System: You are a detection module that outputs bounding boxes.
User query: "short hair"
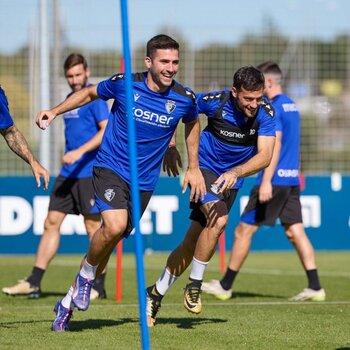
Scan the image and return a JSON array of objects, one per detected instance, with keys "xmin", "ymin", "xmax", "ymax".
[
  {"xmin": 257, "ymin": 61, "xmax": 283, "ymax": 85},
  {"xmin": 233, "ymin": 66, "xmax": 265, "ymax": 92},
  {"xmin": 146, "ymin": 34, "xmax": 179, "ymax": 58},
  {"xmin": 63, "ymin": 53, "xmax": 88, "ymax": 73}
]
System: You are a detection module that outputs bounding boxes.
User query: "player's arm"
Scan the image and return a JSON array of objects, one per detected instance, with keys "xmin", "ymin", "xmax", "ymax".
[
  {"xmin": 214, "ymin": 135, "xmax": 275, "ymax": 192},
  {"xmin": 36, "ymin": 84, "xmax": 99, "ymax": 130},
  {"xmin": 62, "ymin": 119, "xmax": 108, "ymax": 165},
  {"xmin": 1, "ymin": 124, "xmax": 49, "ymax": 189},
  {"xmin": 182, "ymin": 118, "xmax": 206, "ymax": 202},
  {"xmin": 162, "ymin": 130, "xmax": 183, "ymax": 177},
  {"xmin": 259, "ymin": 131, "xmax": 282, "ymax": 202}
]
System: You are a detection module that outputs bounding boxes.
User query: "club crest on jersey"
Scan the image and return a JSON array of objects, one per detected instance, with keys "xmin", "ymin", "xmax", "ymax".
[
  {"xmin": 165, "ymin": 100, "xmax": 176, "ymax": 114},
  {"xmin": 104, "ymin": 189, "xmax": 115, "ymax": 202}
]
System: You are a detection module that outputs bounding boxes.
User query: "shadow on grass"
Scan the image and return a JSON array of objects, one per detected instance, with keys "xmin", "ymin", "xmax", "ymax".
[
  {"xmin": 231, "ymin": 291, "xmax": 286, "ymax": 299},
  {"xmin": 69, "ymin": 318, "xmax": 139, "ymax": 332},
  {"xmin": 156, "ymin": 317, "xmax": 227, "ymax": 329}
]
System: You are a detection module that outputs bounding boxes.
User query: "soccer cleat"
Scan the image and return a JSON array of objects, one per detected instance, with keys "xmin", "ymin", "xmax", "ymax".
[
  {"xmin": 71, "ymin": 273, "xmax": 94, "ymax": 311},
  {"xmin": 146, "ymin": 285, "xmax": 162, "ymax": 327},
  {"xmin": 2, "ymin": 279, "xmax": 41, "ymax": 298},
  {"xmin": 202, "ymin": 279, "xmax": 232, "ymax": 301},
  {"xmin": 183, "ymin": 280, "xmax": 202, "ymax": 314},
  {"xmin": 51, "ymin": 299, "xmax": 73, "ymax": 332},
  {"xmin": 90, "ymin": 287, "xmax": 107, "ymax": 300},
  {"xmin": 289, "ymin": 288, "xmax": 326, "ymax": 302}
]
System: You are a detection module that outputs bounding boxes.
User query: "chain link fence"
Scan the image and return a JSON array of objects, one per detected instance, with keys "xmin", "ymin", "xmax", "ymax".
[{"xmin": 1, "ymin": 1, "xmax": 349, "ymax": 175}]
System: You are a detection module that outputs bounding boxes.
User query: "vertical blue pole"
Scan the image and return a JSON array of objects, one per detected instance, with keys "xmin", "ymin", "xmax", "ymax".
[{"xmin": 119, "ymin": 1, "xmax": 150, "ymax": 349}]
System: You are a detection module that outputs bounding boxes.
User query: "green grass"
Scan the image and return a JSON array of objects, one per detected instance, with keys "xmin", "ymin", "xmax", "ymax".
[{"xmin": 0, "ymin": 252, "xmax": 349, "ymax": 349}]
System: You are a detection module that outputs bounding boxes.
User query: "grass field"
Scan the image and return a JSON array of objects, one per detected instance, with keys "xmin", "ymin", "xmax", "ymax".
[{"xmin": 0, "ymin": 252, "xmax": 349, "ymax": 350}]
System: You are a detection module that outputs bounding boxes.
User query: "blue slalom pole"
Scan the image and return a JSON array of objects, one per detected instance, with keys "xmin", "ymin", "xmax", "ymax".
[{"xmin": 119, "ymin": 1, "xmax": 150, "ymax": 349}]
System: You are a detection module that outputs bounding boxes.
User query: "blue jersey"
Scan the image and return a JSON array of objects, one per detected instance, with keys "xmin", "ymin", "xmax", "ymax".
[
  {"xmin": 0, "ymin": 87, "xmax": 14, "ymax": 130},
  {"xmin": 256, "ymin": 93, "xmax": 300, "ymax": 186},
  {"xmin": 60, "ymin": 89, "xmax": 109, "ymax": 179},
  {"xmin": 95, "ymin": 72, "xmax": 197, "ymax": 191},
  {"xmin": 197, "ymin": 90, "xmax": 276, "ymax": 189}
]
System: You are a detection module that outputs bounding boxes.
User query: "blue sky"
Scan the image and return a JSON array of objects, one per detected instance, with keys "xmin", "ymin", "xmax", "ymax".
[{"xmin": 1, "ymin": 0, "xmax": 349, "ymax": 54}]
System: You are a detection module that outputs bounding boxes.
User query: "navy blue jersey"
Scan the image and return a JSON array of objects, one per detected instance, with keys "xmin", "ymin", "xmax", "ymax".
[
  {"xmin": 256, "ymin": 93, "xmax": 300, "ymax": 186},
  {"xmin": 95, "ymin": 72, "xmax": 197, "ymax": 190},
  {"xmin": 60, "ymin": 90, "xmax": 109, "ymax": 179},
  {"xmin": 0, "ymin": 87, "xmax": 14, "ymax": 129},
  {"xmin": 197, "ymin": 90, "xmax": 276, "ymax": 189}
]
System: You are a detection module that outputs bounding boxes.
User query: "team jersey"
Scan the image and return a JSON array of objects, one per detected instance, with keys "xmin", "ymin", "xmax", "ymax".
[
  {"xmin": 60, "ymin": 86, "xmax": 109, "ymax": 179},
  {"xmin": 197, "ymin": 90, "xmax": 276, "ymax": 189},
  {"xmin": 0, "ymin": 86, "xmax": 14, "ymax": 130},
  {"xmin": 256, "ymin": 93, "xmax": 300, "ymax": 186},
  {"xmin": 95, "ymin": 72, "xmax": 197, "ymax": 191}
]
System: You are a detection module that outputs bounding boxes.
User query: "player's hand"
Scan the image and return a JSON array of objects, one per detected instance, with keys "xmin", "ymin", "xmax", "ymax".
[
  {"xmin": 36, "ymin": 110, "xmax": 57, "ymax": 130},
  {"xmin": 62, "ymin": 149, "xmax": 85, "ymax": 165},
  {"xmin": 182, "ymin": 167, "xmax": 206, "ymax": 203},
  {"xmin": 213, "ymin": 169, "xmax": 239, "ymax": 193},
  {"xmin": 30, "ymin": 160, "xmax": 49, "ymax": 190},
  {"xmin": 258, "ymin": 181, "xmax": 273, "ymax": 203},
  {"xmin": 162, "ymin": 146, "xmax": 183, "ymax": 177}
]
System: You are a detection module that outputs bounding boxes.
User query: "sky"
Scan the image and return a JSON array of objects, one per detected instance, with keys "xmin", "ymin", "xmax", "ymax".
[{"xmin": 1, "ymin": 0, "xmax": 350, "ymax": 54}]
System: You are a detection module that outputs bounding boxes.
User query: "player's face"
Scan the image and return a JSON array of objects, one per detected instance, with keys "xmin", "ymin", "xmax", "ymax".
[
  {"xmin": 231, "ymin": 86, "xmax": 264, "ymax": 118},
  {"xmin": 145, "ymin": 49, "xmax": 179, "ymax": 93},
  {"xmin": 65, "ymin": 64, "xmax": 90, "ymax": 92}
]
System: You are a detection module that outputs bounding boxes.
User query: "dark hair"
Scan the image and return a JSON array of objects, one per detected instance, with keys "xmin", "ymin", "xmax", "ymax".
[
  {"xmin": 146, "ymin": 34, "xmax": 179, "ymax": 58},
  {"xmin": 257, "ymin": 61, "xmax": 283, "ymax": 85},
  {"xmin": 63, "ymin": 53, "xmax": 88, "ymax": 73},
  {"xmin": 233, "ymin": 66, "xmax": 265, "ymax": 92}
]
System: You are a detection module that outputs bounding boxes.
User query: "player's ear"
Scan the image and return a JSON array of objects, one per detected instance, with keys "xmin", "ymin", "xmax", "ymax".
[
  {"xmin": 231, "ymin": 87, "xmax": 238, "ymax": 98},
  {"xmin": 145, "ymin": 56, "xmax": 152, "ymax": 69}
]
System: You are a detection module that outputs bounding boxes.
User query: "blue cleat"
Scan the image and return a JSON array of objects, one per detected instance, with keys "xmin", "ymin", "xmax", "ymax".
[
  {"xmin": 51, "ymin": 300, "xmax": 73, "ymax": 332},
  {"xmin": 72, "ymin": 273, "xmax": 94, "ymax": 311}
]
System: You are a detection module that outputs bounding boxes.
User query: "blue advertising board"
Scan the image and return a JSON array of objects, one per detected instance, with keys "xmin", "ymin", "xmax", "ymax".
[{"xmin": 0, "ymin": 175, "xmax": 349, "ymax": 254}]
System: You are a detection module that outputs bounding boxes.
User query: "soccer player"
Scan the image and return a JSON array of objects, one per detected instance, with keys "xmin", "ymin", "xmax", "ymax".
[
  {"xmin": 202, "ymin": 62, "xmax": 325, "ymax": 302},
  {"xmin": 0, "ymin": 86, "xmax": 49, "ymax": 188},
  {"xmin": 2, "ymin": 54, "xmax": 109, "ymax": 300},
  {"xmin": 146, "ymin": 65, "xmax": 276, "ymax": 327},
  {"xmin": 36, "ymin": 34, "xmax": 206, "ymax": 332}
]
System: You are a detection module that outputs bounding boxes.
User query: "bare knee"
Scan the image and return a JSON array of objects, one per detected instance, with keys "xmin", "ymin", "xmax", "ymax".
[
  {"xmin": 101, "ymin": 221, "xmax": 127, "ymax": 242},
  {"xmin": 43, "ymin": 212, "xmax": 64, "ymax": 234},
  {"xmin": 234, "ymin": 222, "xmax": 256, "ymax": 241}
]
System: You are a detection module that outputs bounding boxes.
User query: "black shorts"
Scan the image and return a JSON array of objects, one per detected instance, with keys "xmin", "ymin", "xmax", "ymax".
[
  {"xmin": 48, "ymin": 176, "xmax": 98, "ymax": 215},
  {"xmin": 190, "ymin": 168, "xmax": 238, "ymax": 227},
  {"xmin": 93, "ymin": 166, "xmax": 152, "ymax": 236},
  {"xmin": 241, "ymin": 185, "xmax": 303, "ymax": 226}
]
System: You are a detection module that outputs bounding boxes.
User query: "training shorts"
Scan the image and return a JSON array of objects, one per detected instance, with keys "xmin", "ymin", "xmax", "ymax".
[
  {"xmin": 190, "ymin": 168, "xmax": 238, "ymax": 227},
  {"xmin": 48, "ymin": 176, "xmax": 99, "ymax": 215},
  {"xmin": 93, "ymin": 166, "xmax": 152, "ymax": 236},
  {"xmin": 241, "ymin": 185, "xmax": 303, "ymax": 226}
]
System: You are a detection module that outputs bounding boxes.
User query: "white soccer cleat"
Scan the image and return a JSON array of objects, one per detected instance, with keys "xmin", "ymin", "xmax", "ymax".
[
  {"xmin": 201, "ymin": 279, "xmax": 232, "ymax": 301},
  {"xmin": 289, "ymin": 288, "xmax": 326, "ymax": 302}
]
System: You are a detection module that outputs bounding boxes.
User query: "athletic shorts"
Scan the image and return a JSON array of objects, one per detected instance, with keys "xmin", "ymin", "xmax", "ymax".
[
  {"xmin": 93, "ymin": 166, "xmax": 152, "ymax": 236},
  {"xmin": 190, "ymin": 168, "xmax": 238, "ymax": 227},
  {"xmin": 241, "ymin": 185, "xmax": 303, "ymax": 226},
  {"xmin": 48, "ymin": 176, "xmax": 99, "ymax": 215}
]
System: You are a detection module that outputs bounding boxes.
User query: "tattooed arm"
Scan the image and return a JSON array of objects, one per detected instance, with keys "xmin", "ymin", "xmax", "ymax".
[{"xmin": 1, "ymin": 124, "xmax": 49, "ymax": 189}]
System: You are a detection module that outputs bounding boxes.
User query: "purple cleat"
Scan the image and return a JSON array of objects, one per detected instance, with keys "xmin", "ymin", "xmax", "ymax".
[
  {"xmin": 51, "ymin": 299, "xmax": 73, "ymax": 332},
  {"xmin": 72, "ymin": 273, "xmax": 94, "ymax": 311}
]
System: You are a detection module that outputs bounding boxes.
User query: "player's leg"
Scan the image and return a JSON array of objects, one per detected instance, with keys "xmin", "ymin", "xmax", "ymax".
[
  {"xmin": 146, "ymin": 220, "xmax": 202, "ymax": 327},
  {"xmin": 203, "ymin": 221, "xmax": 258, "ymax": 300}
]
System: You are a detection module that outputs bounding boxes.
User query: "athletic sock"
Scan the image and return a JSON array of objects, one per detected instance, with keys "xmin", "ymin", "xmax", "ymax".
[
  {"xmin": 306, "ymin": 269, "xmax": 321, "ymax": 290},
  {"xmin": 155, "ymin": 268, "xmax": 178, "ymax": 296},
  {"xmin": 189, "ymin": 257, "xmax": 208, "ymax": 281},
  {"xmin": 61, "ymin": 286, "xmax": 74, "ymax": 309},
  {"xmin": 220, "ymin": 268, "xmax": 238, "ymax": 291},
  {"xmin": 80, "ymin": 258, "xmax": 97, "ymax": 280},
  {"xmin": 93, "ymin": 273, "xmax": 106, "ymax": 293},
  {"xmin": 26, "ymin": 266, "xmax": 45, "ymax": 287}
]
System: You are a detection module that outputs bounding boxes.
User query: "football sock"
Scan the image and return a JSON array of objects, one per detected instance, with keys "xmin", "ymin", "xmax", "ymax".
[
  {"xmin": 80, "ymin": 258, "xmax": 97, "ymax": 280},
  {"xmin": 27, "ymin": 266, "xmax": 45, "ymax": 287},
  {"xmin": 155, "ymin": 268, "xmax": 178, "ymax": 296},
  {"xmin": 61, "ymin": 286, "xmax": 74, "ymax": 309},
  {"xmin": 189, "ymin": 257, "xmax": 208, "ymax": 281},
  {"xmin": 93, "ymin": 273, "xmax": 106, "ymax": 293},
  {"xmin": 306, "ymin": 269, "xmax": 321, "ymax": 290},
  {"xmin": 220, "ymin": 268, "xmax": 238, "ymax": 291}
]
